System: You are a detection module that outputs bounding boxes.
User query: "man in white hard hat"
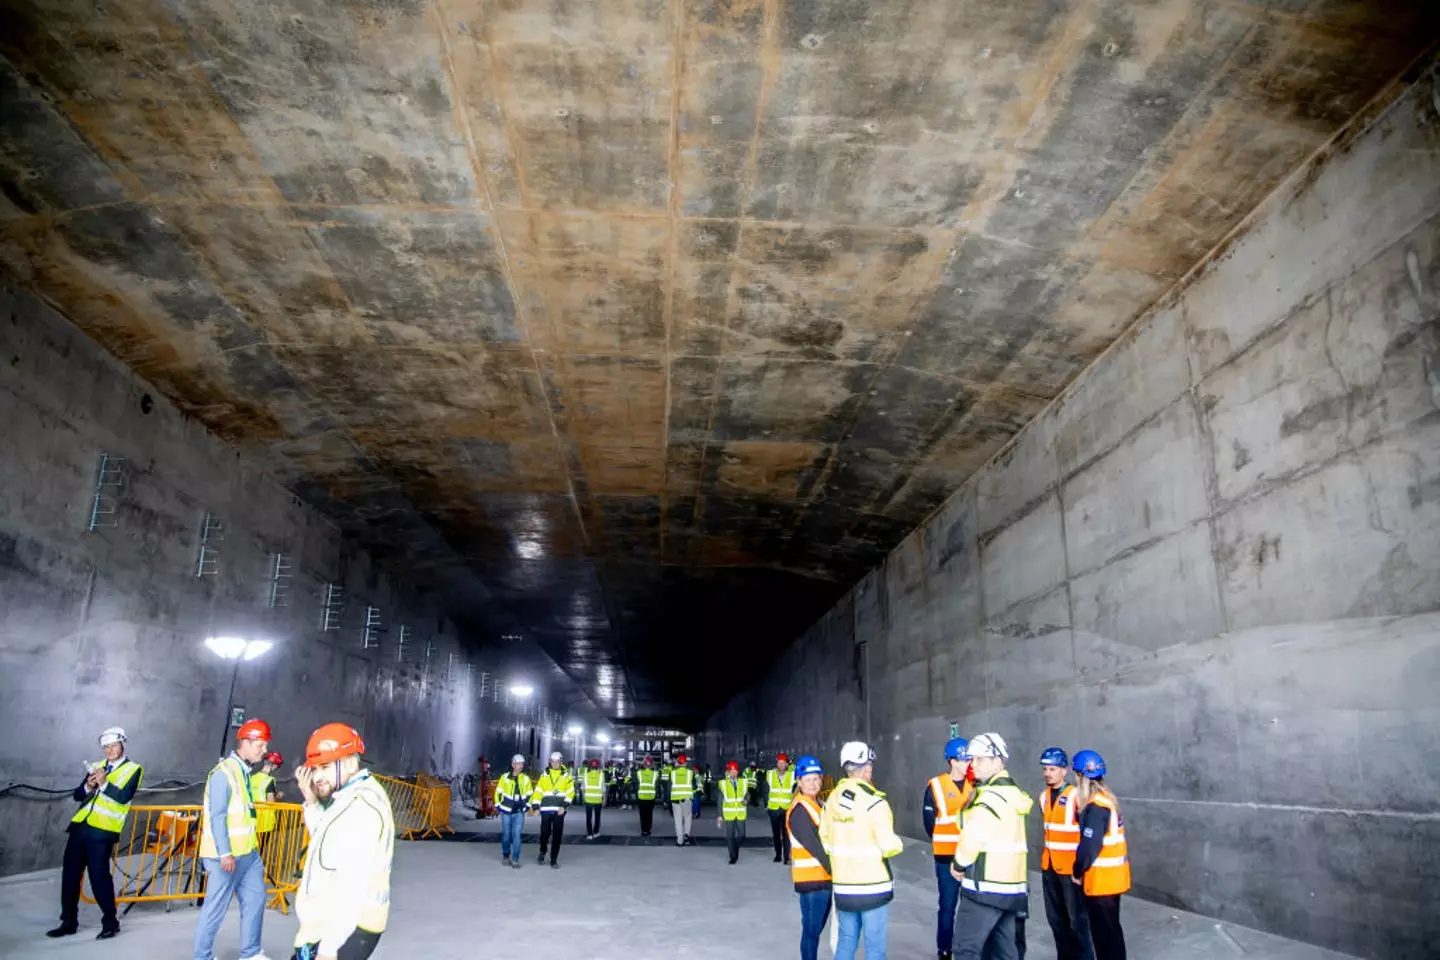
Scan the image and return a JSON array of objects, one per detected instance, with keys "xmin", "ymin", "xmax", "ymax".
[
  {"xmin": 529, "ymin": 751, "xmax": 574, "ymax": 868},
  {"xmin": 495, "ymin": 754, "xmax": 533, "ymax": 868},
  {"xmin": 48, "ymin": 727, "xmax": 143, "ymax": 941},
  {"xmin": 950, "ymin": 733, "xmax": 1034, "ymax": 960},
  {"xmin": 821, "ymin": 741, "xmax": 904, "ymax": 960}
]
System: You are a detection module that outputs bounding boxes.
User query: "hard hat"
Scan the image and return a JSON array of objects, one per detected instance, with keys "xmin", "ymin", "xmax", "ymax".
[
  {"xmin": 839, "ymin": 741, "xmax": 875, "ymax": 766},
  {"xmin": 967, "ymin": 732, "xmax": 1009, "ymax": 760},
  {"xmin": 795, "ymin": 754, "xmax": 823, "ymax": 778},
  {"xmin": 643, "ymin": 756, "xmax": 653, "ymax": 766},
  {"xmin": 550, "ymin": 751, "xmax": 564, "ymax": 762},
  {"xmin": 511, "ymin": 753, "xmax": 525, "ymax": 764},
  {"xmin": 305, "ymin": 722, "xmax": 364, "ymax": 765},
  {"xmin": 98, "ymin": 727, "xmax": 128, "ymax": 746},
  {"xmin": 944, "ymin": 737, "xmax": 969, "ymax": 761},
  {"xmin": 726, "ymin": 761, "xmax": 739, "ymax": 772},
  {"xmin": 1039, "ymin": 747, "xmax": 1069, "ymax": 768},
  {"xmin": 776, "ymin": 753, "xmax": 789, "ymax": 764},
  {"xmin": 264, "ymin": 752, "xmax": 283, "ymax": 766},
  {"xmin": 236, "ymin": 719, "xmax": 272, "ymax": 742},
  {"xmin": 590, "ymin": 758, "xmax": 600, "ymax": 768},
  {"xmin": 676, "ymin": 753, "xmax": 688, "ymax": 764},
  {"xmin": 1072, "ymin": 749, "xmax": 1107, "ymax": 779}
]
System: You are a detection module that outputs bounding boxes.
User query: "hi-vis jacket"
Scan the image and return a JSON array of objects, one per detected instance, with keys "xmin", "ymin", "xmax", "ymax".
[
  {"xmin": 495, "ymin": 772, "xmax": 534, "ymax": 815},
  {"xmin": 531, "ymin": 767, "xmax": 575, "ymax": 813},
  {"xmin": 820, "ymin": 777, "xmax": 904, "ymax": 911},
  {"xmin": 294, "ymin": 770, "xmax": 396, "ymax": 954},
  {"xmin": 952, "ymin": 772, "xmax": 1034, "ymax": 911}
]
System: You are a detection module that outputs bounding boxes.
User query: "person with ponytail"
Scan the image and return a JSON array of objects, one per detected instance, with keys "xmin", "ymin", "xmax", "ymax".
[{"xmin": 1070, "ymin": 751, "xmax": 1129, "ymax": 960}]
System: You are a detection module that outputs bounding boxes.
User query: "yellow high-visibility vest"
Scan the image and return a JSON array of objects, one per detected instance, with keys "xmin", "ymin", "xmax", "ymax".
[
  {"xmin": 200, "ymin": 757, "xmax": 258, "ymax": 858},
  {"xmin": 71, "ymin": 759, "xmax": 142, "ymax": 834},
  {"xmin": 719, "ymin": 777, "xmax": 748, "ymax": 821}
]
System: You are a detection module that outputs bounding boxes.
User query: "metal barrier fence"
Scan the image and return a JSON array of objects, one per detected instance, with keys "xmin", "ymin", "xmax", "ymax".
[
  {"xmin": 79, "ymin": 802, "xmax": 307, "ymax": 915},
  {"xmin": 374, "ymin": 774, "xmax": 454, "ymax": 840}
]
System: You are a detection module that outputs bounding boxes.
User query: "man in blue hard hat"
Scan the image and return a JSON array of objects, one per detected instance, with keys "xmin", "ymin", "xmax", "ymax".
[
  {"xmin": 923, "ymin": 737, "xmax": 973, "ymax": 960},
  {"xmin": 1039, "ymin": 747, "xmax": 1091, "ymax": 960}
]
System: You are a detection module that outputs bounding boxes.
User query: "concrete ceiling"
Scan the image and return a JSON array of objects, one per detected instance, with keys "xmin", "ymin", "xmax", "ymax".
[{"xmin": 1, "ymin": 0, "xmax": 1434, "ymax": 726}]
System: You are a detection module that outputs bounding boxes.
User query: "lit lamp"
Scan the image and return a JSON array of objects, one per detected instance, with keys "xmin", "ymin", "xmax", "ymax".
[{"xmin": 205, "ymin": 636, "xmax": 273, "ymax": 760}]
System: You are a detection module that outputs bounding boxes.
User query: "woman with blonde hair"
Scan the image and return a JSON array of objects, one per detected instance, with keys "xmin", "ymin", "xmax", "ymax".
[{"xmin": 1070, "ymin": 751, "xmax": 1129, "ymax": 960}]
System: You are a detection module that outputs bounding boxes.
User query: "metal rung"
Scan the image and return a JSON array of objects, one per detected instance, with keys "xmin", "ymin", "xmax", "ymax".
[
  {"xmin": 87, "ymin": 454, "xmax": 125, "ymax": 531},
  {"xmin": 395, "ymin": 625, "xmax": 411, "ymax": 663},
  {"xmin": 195, "ymin": 513, "xmax": 223, "ymax": 578},
  {"xmin": 362, "ymin": 606, "xmax": 382, "ymax": 650},
  {"xmin": 321, "ymin": 583, "xmax": 345, "ymax": 631},
  {"xmin": 266, "ymin": 552, "xmax": 292, "ymax": 609}
]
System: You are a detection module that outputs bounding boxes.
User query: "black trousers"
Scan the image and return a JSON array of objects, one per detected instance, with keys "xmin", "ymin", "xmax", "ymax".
[
  {"xmin": 60, "ymin": 829, "xmax": 118, "ymax": 929},
  {"xmin": 585, "ymin": 803, "xmax": 602, "ymax": 835},
  {"xmin": 953, "ymin": 897, "xmax": 1020, "ymax": 960},
  {"xmin": 293, "ymin": 929, "xmax": 381, "ymax": 960},
  {"xmin": 1042, "ymin": 870, "xmax": 1093, "ymax": 960},
  {"xmin": 538, "ymin": 811, "xmax": 566, "ymax": 864},
  {"xmin": 638, "ymin": 799, "xmax": 655, "ymax": 834},
  {"xmin": 724, "ymin": 818, "xmax": 746, "ymax": 862},
  {"xmin": 1086, "ymin": 894, "xmax": 1126, "ymax": 960},
  {"xmin": 767, "ymin": 809, "xmax": 791, "ymax": 860}
]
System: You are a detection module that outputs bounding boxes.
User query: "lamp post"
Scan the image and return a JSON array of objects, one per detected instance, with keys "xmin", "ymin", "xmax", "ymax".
[{"xmin": 205, "ymin": 636, "xmax": 273, "ymax": 760}]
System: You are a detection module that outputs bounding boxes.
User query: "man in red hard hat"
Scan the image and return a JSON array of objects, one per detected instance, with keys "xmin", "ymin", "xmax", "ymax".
[
  {"xmin": 194, "ymin": 717, "xmax": 273, "ymax": 960},
  {"xmin": 669, "ymin": 753, "xmax": 697, "ymax": 846},
  {"xmin": 766, "ymin": 753, "xmax": 797, "ymax": 864},
  {"xmin": 292, "ymin": 722, "xmax": 395, "ymax": 960}
]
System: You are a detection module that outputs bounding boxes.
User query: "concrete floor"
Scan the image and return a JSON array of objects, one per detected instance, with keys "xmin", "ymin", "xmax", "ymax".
[{"xmin": 1, "ymin": 807, "xmax": 1357, "ymax": 960}]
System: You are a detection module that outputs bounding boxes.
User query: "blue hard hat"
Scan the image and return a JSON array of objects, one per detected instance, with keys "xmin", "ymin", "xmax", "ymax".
[
  {"xmin": 795, "ymin": 754, "xmax": 823, "ymax": 778},
  {"xmin": 1039, "ymin": 747, "xmax": 1069, "ymax": 768},
  {"xmin": 944, "ymin": 737, "xmax": 970, "ymax": 761},
  {"xmin": 1072, "ymin": 749, "xmax": 1106, "ymax": 779}
]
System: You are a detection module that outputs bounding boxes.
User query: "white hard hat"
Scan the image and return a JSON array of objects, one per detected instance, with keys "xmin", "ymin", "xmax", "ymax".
[
  {"xmin": 968, "ymin": 732, "xmax": 1009, "ymax": 760},
  {"xmin": 839, "ymin": 741, "xmax": 875, "ymax": 766},
  {"xmin": 550, "ymin": 751, "xmax": 563, "ymax": 762},
  {"xmin": 511, "ymin": 754, "xmax": 525, "ymax": 764},
  {"xmin": 99, "ymin": 727, "xmax": 128, "ymax": 746}
]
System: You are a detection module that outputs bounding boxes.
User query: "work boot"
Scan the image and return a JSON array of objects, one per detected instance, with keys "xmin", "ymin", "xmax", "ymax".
[
  {"xmin": 96, "ymin": 926, "xmax": 119, "ymax": 940},
  {"xmin": 550, "ymin": 860, "xmax": 560, "ymax": 869},
  {"xmin": 773, "ymin": 853, "xmax": 782, "ymax": 863},
  {"xmin": 46, "ymin": 925, "xmax": 78, "ymax": 939},
  {"xmin": 536, "ymin": 851, "xmax": 546, "ymax": 865}
]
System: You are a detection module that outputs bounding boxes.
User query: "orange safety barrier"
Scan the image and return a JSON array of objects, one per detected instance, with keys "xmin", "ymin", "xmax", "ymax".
[
  {"xmin": 375, "ymin": 773, "xmax": 454, "ymax": 840},
  {"xmin": 79, "ymin": 803, "xmax": 308, "ymax": 915}
]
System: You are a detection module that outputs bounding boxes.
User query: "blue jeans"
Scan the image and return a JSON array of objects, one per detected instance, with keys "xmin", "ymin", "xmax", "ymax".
[
  {"xmin": 193, "ymin": 851, "xmax": 264, "ymax": 960},
  {"xmin": 936, "ymin": 859, "xmax": 962, "ymax": 952},
  {"xmin": 500, "ymin": 811, "xmax": 524, "ymax": 859},
  {"xmin": 798, "ymin": 890, "xmax": 832, "ymax": 960},
  {"xmin": 835, "ymin": 903, "xmax": 888, "ymax": 960}
]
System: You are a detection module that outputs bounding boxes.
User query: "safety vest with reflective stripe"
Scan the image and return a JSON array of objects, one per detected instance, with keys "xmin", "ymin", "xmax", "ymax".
[
  {"xmin": 71, "ymin": 759, "xmax": 142, "ymax": 835},
  {"xmin": 670, "ymin": 767, "xmax": 696, "ymax": 801},
  {"xmin": 1082, "ymin": 793, "xmax": 1131, "ymax": 896},
  {"xmin": 251, "ymin": 771, "xmax": 277, "ymax": 833},
  {"xmin": 531, "ymin": 768, "xmax": 575, "ymax": 813},
  {"xmin": 495, "ymin": 773, "xmax": 534, "ymax": 814},
  {"xmin": 927, "ymin": 773, "xmax": 971, "ymax": 858},
  {"xmin": 583, "ymin": 768, "xmax": 605, "ymax": 805},
  {"xmin": 636, "ymin": 768, "xmax": 658, "ymax": 800},
  {"xmin": 787, "ymin": 794, "xmax": 831, "ymax": 889},
  {"xmin": 821, "ymin": 778, "xmax": 904, "ymax": 911},
  {"xmin": 719, "ymin": 777, "xmax": 747, "ymax": 820},
  {"xmin": 767, "ymin": 769, "xmax": 796, "ymax": 810},
  {"xmin": 294, "ymin": 770, "xmax": 395, "ymax": 944},
  {"xmin": 1041, "ymin": 783, "xmax": 1079, "ymax": 875},
  {"xmin": 200, "ymin": 756, "xmax": 258, "ymax": 858},
  {"xmin": 953, "ymin": 774, "xmax": 1033, "ymax": 910}
]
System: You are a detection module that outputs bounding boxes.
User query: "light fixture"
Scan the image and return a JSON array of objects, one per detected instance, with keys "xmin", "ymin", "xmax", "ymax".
[
  {"xmin": 596, "ymin": 732, "xmax": 611, "ymax": 743},
  {"xmin": 567, "ymin": 723, "xmax": 583, "ymax": 735},
  {"xmin": 509, "ymin": 683, "xmax": 534, "ymax": 698},
  {"xmin": 203, "ymin": 636, "xmax": 274, "ymax": 759}
]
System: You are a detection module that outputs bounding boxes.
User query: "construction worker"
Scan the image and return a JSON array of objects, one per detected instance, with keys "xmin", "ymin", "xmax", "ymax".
[
  {"xmin": 716, "ymin": 761, "xmax": 749, "ymax": 864},
  {"xmin": 495, "ymin": 754, "xmax": 533, "ymax": 868},
  {"xmin": 530, "ymin": 751, "xmax": 574, "ymax": 869},
  {"xmin": 670, "ymin": 753, "xmax": 697, "ymax": 845},
  {"xmin": 766, "ymin": 753, "xmax": 797, "ymax": 864},
  {"xmin": 1070, "ymin": 750, "xmax": 1129, "ymax": 960},
  {"xmin": 583, "ymin": 758, "xmax": 606, "ymax": 839},
  {"xmin": 48, "ymin": 726, "xmax": 143, "ymax": 941},
  {"xmin": 475, "ymin": 756, "xmax": 493, "ymax": 819},
  {"xmin": 787, "ymin": 754, "xmax": 832, "ymax": 960},
  {"xmin": 251, "ymin": 751, "xmax": 282, "ymax": 851},
  {"xmin": 1038, "ymin": 747, "xmax": 1090, "ymax": 960},
  {"xmin": 923, "ymin": 737, "xmax": 973, "ymax": 960},
  {"xmin": 744, "ymin": 761, "xmax": 760, "ymax": 807},
  {"xmin": 949, "ymin": 733, "xmax": 1033, "ymax": 960},
  {"xmin": 660, "ymin": 756, "xmax": 673, "ymax": 807},
  {"xmin": 291, "ymin": 722, "xmax": 394, "ymax": 960},
  {"xmin": 194, "ymin": 717, "xmax": 272, "ymax": 960},
  {"xmin": 634, "ymin": 756, "xmax": 659, "ymax": 836},
  {"xmin": 822, "ymin": 741, "xmax": 903, "ymax": 960}
]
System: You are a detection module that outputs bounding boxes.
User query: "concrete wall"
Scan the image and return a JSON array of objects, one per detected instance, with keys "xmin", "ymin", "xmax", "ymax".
[
  {"xmin": 706, "ymin": 62, "xmax": 1440, "ymax": 960},
  {"xmin": 0, "ymin": 281, "xmax": 543, "ymax": 876}
]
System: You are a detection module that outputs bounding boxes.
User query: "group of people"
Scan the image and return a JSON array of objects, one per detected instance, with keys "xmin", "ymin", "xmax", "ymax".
[
  {"xmin": 777, "ymin": 732, "xmax": 1130, "ymax": 960},
  {"xmin": 49, "ymin": 720, "xmax": 396, "ymax": 960}
]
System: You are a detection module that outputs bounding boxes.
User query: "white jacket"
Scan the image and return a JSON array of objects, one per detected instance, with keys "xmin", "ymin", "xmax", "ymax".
[{"xmin": 294, "ymin": 771, "xmax": 395, "ymax": 953}]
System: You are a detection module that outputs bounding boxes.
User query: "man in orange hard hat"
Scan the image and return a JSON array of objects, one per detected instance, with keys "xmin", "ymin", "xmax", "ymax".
[
  {"xmin": 292, "ymin": 723, "xmax": 395, "ymax": 960},
  {"xmin": 194, "ymin": 718, "xmax": 273, "ymax": 960}
]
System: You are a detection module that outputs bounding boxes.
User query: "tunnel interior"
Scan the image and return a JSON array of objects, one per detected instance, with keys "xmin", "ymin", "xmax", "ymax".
[{"xmin": 1, "ymin": 2, "xmax": 1438, "ymax": 959}]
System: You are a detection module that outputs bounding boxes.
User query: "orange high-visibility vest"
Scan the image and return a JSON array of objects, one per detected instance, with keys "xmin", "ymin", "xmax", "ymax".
[
  {"xmin": 1041, "ymin": 783, "xmax": 1080, "ymax": 875},
  {"xmin": 1082, "ymin": 793, "xmax": 1131, "ymax": 896},
  {"xmin": 927, "ymin": 774, "xmax": 971, "ymax": 857},
  {"xmin": 787, "ymin": 794, "xmax": 830, "ymax": 887}
]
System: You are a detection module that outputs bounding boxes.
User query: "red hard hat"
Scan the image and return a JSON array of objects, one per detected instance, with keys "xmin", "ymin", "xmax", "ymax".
[
  {"xmin": 306, "ymin": 722, "xmax": 365, "ymax": 765},
  {"xmin": 676, "ymin": 754, "xmax": 688, "ymax": 764},
  {"xmin": 264, "ymin": 752, "xmax": 282, "ymax": 766},
  {"xmin": 236, "ymin": 719, "xmax": 271, "ymax": 742},
  {"xmin": 726, "ymin": 761, "xmax": 739, "ymax": 772},
  {"xmin": 777, "ymin": 754, "xmax": 789, "ymax": 763},
  {"xmin": 643, "ymin": 756, "xmax": 653, "ymax": 766},
  {"xmin": 590, "ymin": 758, "xmax": 600, "ymax": 768}
]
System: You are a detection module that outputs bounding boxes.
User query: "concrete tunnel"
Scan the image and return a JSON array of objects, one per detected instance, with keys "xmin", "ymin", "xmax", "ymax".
[{"xmin": 0, "ymin": 1, "xmax": 1437, "ymax": 958}]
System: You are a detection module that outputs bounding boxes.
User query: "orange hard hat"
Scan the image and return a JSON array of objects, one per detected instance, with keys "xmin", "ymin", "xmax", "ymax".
[
  {"xmin": 236, "ymin": 719, "xmax": 271, "ymax": 742},
  {"xmin": 306, "ymin": 722, "xmax": 364, "ymax": 765}
]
